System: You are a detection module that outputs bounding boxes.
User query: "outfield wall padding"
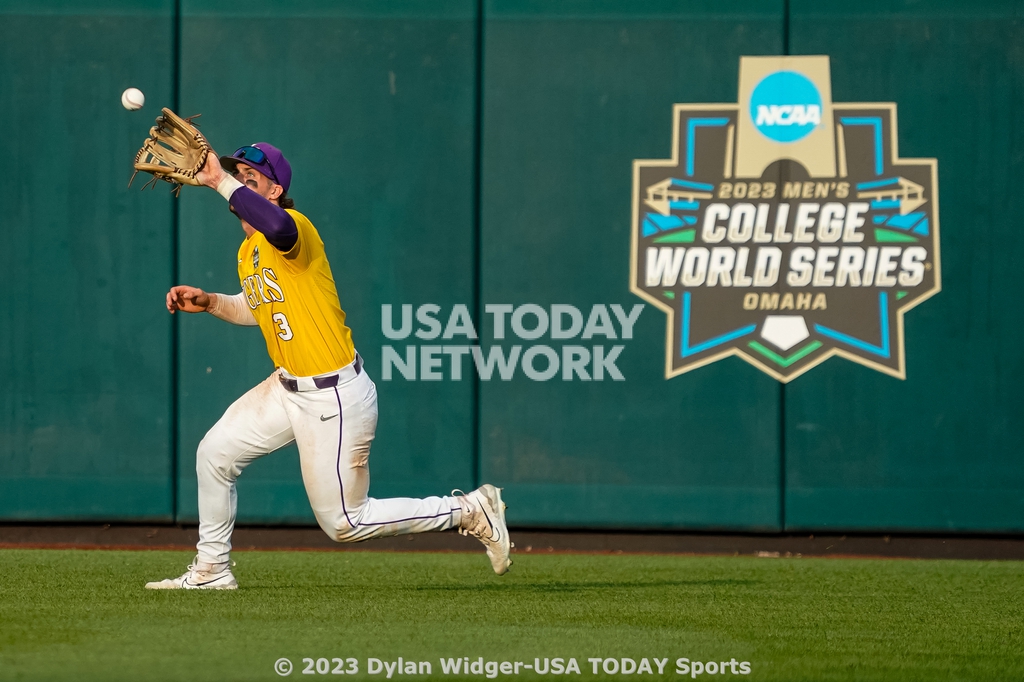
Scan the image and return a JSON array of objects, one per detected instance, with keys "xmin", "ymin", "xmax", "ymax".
[
  {"xmin": 477, "ymin": 0, "xmax": 786, "ymax": 530},
  {"xmin": 0, "ymin": 0, "xmax": 1021, "ymax": 533},
  {"xmin": 782, "ymin": 0, "xmax": 1024, "ymax": 532},
  {"xmin": 0, "ymin": 0, "xmax": 176, "ymax": 520},
  {"xmin": 175, "ymin": 0, "xmax": 479, "ymax": 523}
]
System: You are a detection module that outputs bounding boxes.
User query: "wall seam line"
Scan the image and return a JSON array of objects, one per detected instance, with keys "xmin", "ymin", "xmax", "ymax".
[
  {"xmin": 170, "ymin": 0, "xmax": 182, "ymax": 524},
  {"xmin": 471, "ymin": 0, "xmax": 485, "ymax": 489},
  {"xmin": 779, "ymin": 0, "xmax": 791, "ymax": 533}
]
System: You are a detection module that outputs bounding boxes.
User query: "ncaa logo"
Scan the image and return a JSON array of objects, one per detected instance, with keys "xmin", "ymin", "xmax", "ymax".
[
  {"xmin": 631, "ymin": 55, "xmax": 940, "ymax": 382},
  {"xmin": 750, "ymin": 71, "xmax": 822, "ymax": 143}
]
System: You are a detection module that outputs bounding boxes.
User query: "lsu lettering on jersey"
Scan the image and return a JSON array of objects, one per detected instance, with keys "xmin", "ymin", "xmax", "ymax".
[{"xmin": 237, "ymin": 209, "xmax": 355, "ymax": 377}]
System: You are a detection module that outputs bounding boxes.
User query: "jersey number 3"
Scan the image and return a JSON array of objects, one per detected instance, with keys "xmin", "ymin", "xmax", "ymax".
[{"xmin": 272, "ymin": 312, "xmax": 294, "ymax": 341}]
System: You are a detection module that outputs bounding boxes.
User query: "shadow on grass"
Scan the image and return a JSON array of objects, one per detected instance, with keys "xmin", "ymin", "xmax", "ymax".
[
  {"xmin": 407, "ymin": 579, "xmax": 759, "ymax": 593},
  {"xmin": 237, "ymin": 579, "xmax": 758, "ymax": 593},
  {"xmin": 234, "ymin": 577, "xmax": 760, "ymax": 593}
]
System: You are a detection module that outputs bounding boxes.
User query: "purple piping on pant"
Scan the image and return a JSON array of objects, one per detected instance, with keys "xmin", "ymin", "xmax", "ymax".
[
  {"xmin": 333, "ymin": 386, "xmax": 355, "ymax": 528},
  {"xmin": 332, "ymin": 386, "xmax": 455, "ymax": 530},
  {"xmin": 355, "ymin": 508, "xmax": 459, "ymax": 526}
]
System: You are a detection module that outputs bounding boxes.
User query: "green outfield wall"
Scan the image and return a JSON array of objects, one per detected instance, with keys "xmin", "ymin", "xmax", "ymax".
[
  {"xmin": 173, "ymin": 0, "xmax": 478, "ymax": 524},
  {"xmin": 0, "ymin": 0, "xmax": 1020, "ymax": 533},
  {"xmin": 783, "ymin": 0, "xmax": 1024, "ymax": 532},
  {"xmin": 0, "ymin": 0, "xmax": 177, "ymax": 520},
  {"xmin": 479, "ymin": 0, "xmax": 784, "ymax": 530}
]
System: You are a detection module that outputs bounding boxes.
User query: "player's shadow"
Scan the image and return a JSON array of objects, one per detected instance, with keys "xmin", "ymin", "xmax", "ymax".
[{"xmin": 409, "ymin": 578, "xmax": 759, "ymax": 593}]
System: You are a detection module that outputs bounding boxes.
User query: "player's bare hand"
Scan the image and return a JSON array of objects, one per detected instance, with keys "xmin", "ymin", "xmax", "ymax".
[
  {"xmin": 196, "ymin": 151, "xmax": 227, "ymax": 189},
  {"xmin": 167, "ymin": 285, "xmax": 212, "ymax": 314}
]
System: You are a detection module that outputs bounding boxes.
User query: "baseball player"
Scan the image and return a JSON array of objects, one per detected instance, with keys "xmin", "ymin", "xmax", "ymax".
[{"xmin": 146, "ymin": 143, "xmax": 511, "ymax": 589}]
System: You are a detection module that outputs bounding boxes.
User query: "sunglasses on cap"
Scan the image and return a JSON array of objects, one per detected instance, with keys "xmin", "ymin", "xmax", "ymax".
[{"xmin": 232, "ymin": 145, "xmax": 280, "ymax": 185}]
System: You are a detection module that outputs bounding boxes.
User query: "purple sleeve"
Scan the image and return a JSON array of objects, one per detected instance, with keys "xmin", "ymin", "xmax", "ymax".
[{"xmin": 229, "ymin": 187, "xmax": 298, "ymax": 251}]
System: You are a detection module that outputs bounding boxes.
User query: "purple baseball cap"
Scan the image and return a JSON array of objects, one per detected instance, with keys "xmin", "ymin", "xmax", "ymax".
[{"xmin": 220, "ymin": 142, "xmax": 292, "ymax": 192}]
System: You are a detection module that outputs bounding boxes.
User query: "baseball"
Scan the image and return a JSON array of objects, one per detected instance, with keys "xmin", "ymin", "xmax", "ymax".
[{"xmin": 121, "ymin": 87, "xmax": 145, "ymax": 111}]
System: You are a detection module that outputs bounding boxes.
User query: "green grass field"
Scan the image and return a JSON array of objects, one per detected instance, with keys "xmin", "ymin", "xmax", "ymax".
[{"xmin": 0, "ymin": 549, "xmax": 1022, "ymax": 681}]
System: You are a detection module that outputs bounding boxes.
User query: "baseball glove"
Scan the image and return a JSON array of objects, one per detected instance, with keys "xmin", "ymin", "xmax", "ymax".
[{"xmin": 129, "ymin": 107, "xmax": 210, "ymax": 196}]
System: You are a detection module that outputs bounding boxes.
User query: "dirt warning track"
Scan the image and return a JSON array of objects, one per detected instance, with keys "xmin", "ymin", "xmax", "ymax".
[{"xmin": 2, "ymin": 524, "xmax": 1023, "ymax": 560}]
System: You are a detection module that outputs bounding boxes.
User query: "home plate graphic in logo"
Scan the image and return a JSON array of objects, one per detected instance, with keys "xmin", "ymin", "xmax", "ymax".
[{"xmin": 630, "ymin": 56, "xmax": 941, "ymax": 382}]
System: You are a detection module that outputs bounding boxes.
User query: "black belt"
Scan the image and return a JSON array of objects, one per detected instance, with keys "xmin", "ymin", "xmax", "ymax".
[{"xmin": 279, "ymin": 355, "xmax": 362, "ymax": 393}]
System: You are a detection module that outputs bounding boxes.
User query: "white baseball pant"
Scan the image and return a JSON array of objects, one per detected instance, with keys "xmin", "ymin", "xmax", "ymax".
[{"xmin": 195, "ymin": 358, "xmax": 462, "ymax": 564}]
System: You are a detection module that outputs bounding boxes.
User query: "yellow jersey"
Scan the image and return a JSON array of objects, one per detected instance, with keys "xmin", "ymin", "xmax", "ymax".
[{"xmin": 236, "ymin": 209, "xmax": 355, "ymax": 376}]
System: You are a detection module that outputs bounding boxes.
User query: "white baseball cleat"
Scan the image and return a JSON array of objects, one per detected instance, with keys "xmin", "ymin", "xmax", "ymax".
[
  {"xmin": 145, "ymin": 557, "xmax": 238, "ymax": 590},
  {"xmin": 455, "ymin": 484, "xmax": 513, "ymax": 575}
]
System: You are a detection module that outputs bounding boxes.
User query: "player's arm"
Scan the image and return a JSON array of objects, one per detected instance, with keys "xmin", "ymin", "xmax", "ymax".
[
  {"xmin": 166, "ymin": 286, "xmax": 258, "ymax": 326},
  {"xmin": 222, "ymin": 186, "xmax": 297, "ymax": 251},
  {"xmin": 196, "ymin": 154, "xmax": 297, "ymax": 251}
]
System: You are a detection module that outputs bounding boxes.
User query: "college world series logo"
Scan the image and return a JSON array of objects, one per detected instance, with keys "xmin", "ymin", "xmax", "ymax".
[{"xmin": 631, "ymin": 56, "xmax": 940, "ymax": 382}]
